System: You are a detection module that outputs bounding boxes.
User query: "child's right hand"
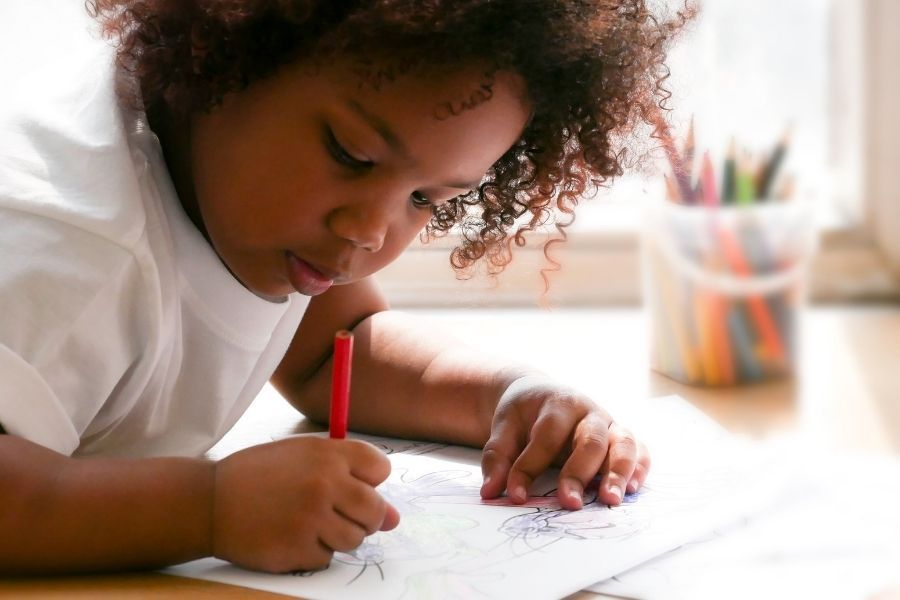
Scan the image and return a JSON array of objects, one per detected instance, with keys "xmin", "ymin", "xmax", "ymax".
[{"xmin": 211, "ymin": 437, "xmax": 399, "ymax": 573}]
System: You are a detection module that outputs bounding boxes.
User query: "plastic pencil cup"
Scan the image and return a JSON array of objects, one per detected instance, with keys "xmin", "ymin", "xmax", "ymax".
[{"xmin": 642, "ymin": 200, "xmax": 817, "ymax": 386}]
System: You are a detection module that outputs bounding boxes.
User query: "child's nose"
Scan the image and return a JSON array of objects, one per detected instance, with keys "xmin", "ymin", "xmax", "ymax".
[{"xmin": 327, "ymin": 196, "xmax": 394, "ymax": 252}]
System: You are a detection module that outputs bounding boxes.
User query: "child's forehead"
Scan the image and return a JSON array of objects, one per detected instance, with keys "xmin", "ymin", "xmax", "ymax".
[
  {"xmin": 305, "ymin": 56, "xmax": 529, "ymax": 121},
  {"xmin": 203, "ymin": 54, "xmax": 531, "ymax": 183}
]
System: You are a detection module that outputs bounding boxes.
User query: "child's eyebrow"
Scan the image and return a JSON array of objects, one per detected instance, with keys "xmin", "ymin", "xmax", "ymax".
[
  {"xmin": 346, "ymin": 99, "xmax": 409, "ymax": 160},
  {"xmin": 346, "ymin": 99, "xmax": 482, "ymax": 191}
]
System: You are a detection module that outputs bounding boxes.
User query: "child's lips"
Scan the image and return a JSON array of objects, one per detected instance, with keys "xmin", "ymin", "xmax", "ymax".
[{"xmin": 285, "ymin": 252, "xmax": 335, "ymax": 296}]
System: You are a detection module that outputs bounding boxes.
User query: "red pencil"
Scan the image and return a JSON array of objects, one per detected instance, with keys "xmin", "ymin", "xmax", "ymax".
[{"xmin": 330, "ymin": 330, "xmax": 354, "ymax": 439}]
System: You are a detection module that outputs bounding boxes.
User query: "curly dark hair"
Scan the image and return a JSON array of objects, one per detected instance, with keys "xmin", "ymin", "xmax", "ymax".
[{"xmin": 86, "ymin": 0, "xmax": 694, "ymax": 284}]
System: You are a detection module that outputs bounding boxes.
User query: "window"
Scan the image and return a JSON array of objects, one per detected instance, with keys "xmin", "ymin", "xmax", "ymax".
[
  {"xmin": 864, "ymin": 0, "xmax": 900, "ymax": 270},
  {"xmin": 379, "ymin": 0, "xmax": 900, "ymax": 307}
]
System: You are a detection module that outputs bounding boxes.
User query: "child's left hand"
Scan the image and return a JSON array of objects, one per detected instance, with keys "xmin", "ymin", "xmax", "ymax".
[{"xmin": 479, "ymin": 375, "xmax": 650, "ymax": 510}]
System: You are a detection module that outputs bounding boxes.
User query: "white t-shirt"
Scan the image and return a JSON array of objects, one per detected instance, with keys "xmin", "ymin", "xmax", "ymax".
[{"xmin": 0, "ymin": 1, "xmax": 309, "ymax": 457}]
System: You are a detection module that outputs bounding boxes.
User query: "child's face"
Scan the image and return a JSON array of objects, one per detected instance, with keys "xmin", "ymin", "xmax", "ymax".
[{"xmin": 186, "ymin": 60, "xmax": 531, "ymax": 300}]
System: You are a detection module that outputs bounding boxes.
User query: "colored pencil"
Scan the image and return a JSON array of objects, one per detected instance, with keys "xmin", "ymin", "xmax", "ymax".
[
  {"xmin": 722, "ymin": 138, "xmax": 737, "ymax": 204},
  {"xmin": 727, "ymin": 303, "xmax": 763, "ymax": 381},
  {"xmin": 329, "ymin": 330, "xmax": 354, "ymax": 439},
  {"xmin": 716, "ymin": 228, "xmax": 786, "ymax": 364},
  {"xmin": 737, "ymin": 223, "xmax": 793, "ymax": 368},
  {"xmin": 711, "ymin": 294, "xmax": 736, "ymax": 384},
  {"xmin": 698, "ymin": 151, "xmax": 736, "ymax": 383},
  {"xmin": 757, "ymin": 127, "xmax": 792, "ymax": 200},
  {"xmin": 692, "ymin": 179, "xmax": 704, "ymax": 204},
  {"xmin": 701, "ymin": 152, "xmax": 719, "ymax": 207},
  {"xmin": 651, "ymin": 246, "xmax": 702, "ymax": 383},
  {"xmin": 736, "ymin": 151, "xmax": 756, "ymax": 205},
  {"xmin": 694, "ymin": 288, "xmax": 720, "ymax": 385},
  {"xmin": 652, "ymin": 113, "xmax": 695, "ymax": 202}
]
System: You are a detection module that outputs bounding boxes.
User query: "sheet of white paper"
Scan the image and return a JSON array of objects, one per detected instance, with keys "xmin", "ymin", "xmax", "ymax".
[
  {"xmin": 167, "ymin": 396, "xmax": 790, "ymax": 600},
  {"xmin": 587, "ymin": 452, "xmax": 900, "ymax": 600}
]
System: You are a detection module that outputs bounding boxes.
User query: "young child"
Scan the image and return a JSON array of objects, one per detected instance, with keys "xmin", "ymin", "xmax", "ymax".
[{"xmin": 0, "ymin": 0, "xmax": 689, "ymax": 575}]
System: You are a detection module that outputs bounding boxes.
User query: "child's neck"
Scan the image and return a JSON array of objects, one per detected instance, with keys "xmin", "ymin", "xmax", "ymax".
[{"xmin": 146, "ymin": 105, "xmax": 209, "ymax": 245}]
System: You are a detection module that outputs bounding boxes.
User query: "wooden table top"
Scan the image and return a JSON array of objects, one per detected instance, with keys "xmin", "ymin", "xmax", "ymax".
[{"xmin": 3, "ymin": 306, "xmax": 899, "ymax": 599}]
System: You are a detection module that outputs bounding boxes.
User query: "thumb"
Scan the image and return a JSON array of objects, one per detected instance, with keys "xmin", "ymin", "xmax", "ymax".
[{"xmin": 480, "ymin": 421, "xmax": 521, "ymax": 499}]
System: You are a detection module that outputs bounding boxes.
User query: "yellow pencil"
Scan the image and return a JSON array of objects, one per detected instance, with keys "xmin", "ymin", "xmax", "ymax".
[{"xmin": 651, "ymin": 245, "xmax": 702, "ymax": 383}]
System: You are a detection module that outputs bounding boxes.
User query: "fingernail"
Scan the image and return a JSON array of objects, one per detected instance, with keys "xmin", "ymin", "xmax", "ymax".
[
  {"xmin": 568, "ymin": 489, "xmax": 582, "ymax": 504},
  {"xmin": 609, "ymin": 485, "xmax": 622, "ymax": 502},
  {"xmin": 626, "ymin": 480, "xmax": 637, "ymax": 494},
  {"xmin": 511, "ymin": 486, "xmax": 526, "ymax": 503},
  {"xmin": 482, "ymin": 475, "xmax": 492, "ymax": 488}
]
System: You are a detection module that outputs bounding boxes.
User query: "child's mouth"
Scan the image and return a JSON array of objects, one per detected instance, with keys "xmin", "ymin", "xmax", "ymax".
[{"xmin": 285, "ymin": 251, "xmax": 334, "ymax": 296}]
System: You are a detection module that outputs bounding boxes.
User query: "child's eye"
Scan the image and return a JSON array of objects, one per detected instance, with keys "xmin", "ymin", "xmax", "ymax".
[
  {"xmin": 325, "ymin": 127, "xmax": 373, "ymax": 171},
  {"xmin": 410, "ymin": 192, "xmax": 433, "ymax": 209}
]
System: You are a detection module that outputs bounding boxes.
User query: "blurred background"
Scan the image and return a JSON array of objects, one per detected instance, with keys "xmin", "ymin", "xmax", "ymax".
[
  {"xmin": 379, "ymin": 0, "xmax": 899, "ymax": 307},
  {"xmin": 375, "ymin": 0, "xmax": 900, "ymax": 451}
]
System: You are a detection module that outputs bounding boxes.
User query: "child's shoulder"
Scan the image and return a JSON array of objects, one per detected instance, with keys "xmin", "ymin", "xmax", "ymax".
[
  {"xmin": 0, "ymin": 2, "xmax": 170, "ymax": 350},
  {"xmin": 1, "ymin": 0, "xmax": 152, "ymax": 249}
]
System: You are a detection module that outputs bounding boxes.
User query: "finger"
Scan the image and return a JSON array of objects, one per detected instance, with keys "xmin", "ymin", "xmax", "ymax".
[
  {"xmin": 289, "ymin": 540, "xmax": 334, "ymax": 574},
  {"xmin": 344, "ymin": 439, "xmax": 392, "ymax": 486},
  {"xmin": 598, "ymin": 423, "xmax": 638, "ymax": 505},
  {"xmin": 480, "ymin": 418, "xmax": 523, "ymax": 500},
  {"xmin": 506, "ymin": 405, "xmax": 581, "ymax": 503},
  {"xmin": 334, "ymin": 480, "xmax": 392, "ymax": 535},
  {"xmin": 627, "ymin": 441, "xmax": 652, "ymax": 494},
  {"xmin": 380, "ymin": 502, "xmax": 400, "ymax": 531},
  {"xmin": 319, "ymin": 511, "xmax": 368, "ymax": 553},
  {"xmin": 556, "ymin": 412, "xmax": 612, "ymax": 510}
]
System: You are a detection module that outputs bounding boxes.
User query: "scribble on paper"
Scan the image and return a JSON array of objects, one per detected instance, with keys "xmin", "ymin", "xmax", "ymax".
[
  {"xmin": 294, "ymin": 459, "xmax": 656, "ymax": 591},
  {"xmin": 170, "ymin": 398, "xmax": 788, "ymax": 600},
  {"xmin": 499, "ymin": 497, "xmax": 642, "ymax": 548}
]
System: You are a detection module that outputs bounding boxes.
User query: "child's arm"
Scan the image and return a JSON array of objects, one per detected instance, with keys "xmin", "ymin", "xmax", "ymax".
[
  {"xmin": 0, "ymin": 433, "xmax": 397, "ymax": 574},
  {"xmin": 0, "ymin": 433, "xmax": 213, "ymax": 573},
  {"xmin": 273, "ymin": 277, "xmax": 517, "ymax": 446},
  {"xmin": 273, "ymin": 277, "xmax": 650, "ymax": 510}
]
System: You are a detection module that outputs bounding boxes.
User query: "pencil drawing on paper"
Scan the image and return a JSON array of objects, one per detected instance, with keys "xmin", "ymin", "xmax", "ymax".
[
  {"xmin": 366, "ymin": 436, "xmax": 449, "ymax": 457},
  {"xmin": 498, "ymin": 489, "xmax": 644, "ymax": 555},
  {"xmin": 170, "ymin": 401, "xmax": 776, "ymax": 600},
  {"xmin": 290, "ymin": 460, "xmax": 654, "ymax": 594}
]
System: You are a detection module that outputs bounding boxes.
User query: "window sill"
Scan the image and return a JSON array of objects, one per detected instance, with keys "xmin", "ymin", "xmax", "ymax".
[{"xmin": 378, "ymin": 227, "xmax": 900, "ymax": 308}]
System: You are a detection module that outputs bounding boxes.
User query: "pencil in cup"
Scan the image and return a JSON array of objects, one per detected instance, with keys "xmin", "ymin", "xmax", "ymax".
[
  {"xmin": 647, "ymin": 118, "xmax": 808, "ymax": 384},
  {"xmin": 644, "ymin": 204, "xmax": 810, "ymax": 385}
]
